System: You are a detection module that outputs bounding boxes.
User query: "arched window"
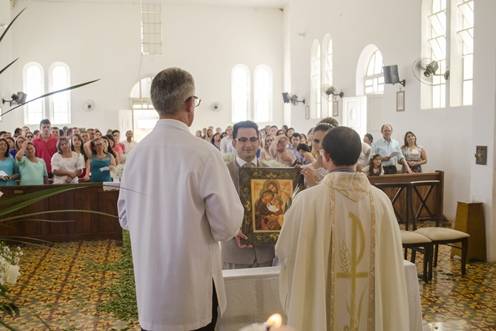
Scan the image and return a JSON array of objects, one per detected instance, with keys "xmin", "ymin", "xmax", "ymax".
[
  {"xmin": 322, "ymin": 34, "xmax": 333, "ymax": 117},
  {"xmin": 49, "ymin": 62, "xmax": 71, "ymax": 124},
  {"xmin": 23, "ymin": 62, "xmax": 45, "ymax": 125},
  {"xmin": 231, "ymin": 64, "xmax": 251, "ymax": 123},
  {"xmin": 310, "ymin": 39, "xmax": 321, "ymax": 119},
  {"xmin": 130, "ymin": 77, "xmax": 157, "ymax": 141},
  {"xmin": 364, "ymin": 49, "xmax": 384, "ymax": 95},
  {"xmin": 253, "ymin": 65, "xmax": 273, "ymax": 123}
]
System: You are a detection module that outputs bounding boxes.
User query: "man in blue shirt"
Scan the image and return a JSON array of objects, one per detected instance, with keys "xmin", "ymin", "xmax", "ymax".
[{"xmin": 370, "ymin": 123, "xmax": 412, "ymax": 174}]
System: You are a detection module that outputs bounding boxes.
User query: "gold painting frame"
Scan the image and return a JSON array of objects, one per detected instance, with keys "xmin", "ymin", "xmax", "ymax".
[{"xmin": 239, "ymin": 167, "xmax": 299, "ymax": 244}]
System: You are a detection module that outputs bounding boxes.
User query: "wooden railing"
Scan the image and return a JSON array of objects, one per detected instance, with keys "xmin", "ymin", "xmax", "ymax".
[
  {"xmin": 369, "ymin": 171, "xmax": 445, "ymax": 229},
  {"xmin": 0, "ymin": 171, "xmax": 445, "ymax": 242},
  {"xmin": 0, "ymin": 183, "xmax": 122, "ymax": 242}
]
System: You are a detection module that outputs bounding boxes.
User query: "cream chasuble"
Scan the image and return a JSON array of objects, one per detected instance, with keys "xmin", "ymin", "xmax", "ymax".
[{"xmin": 276, "ymin": 172, "xmax": 409, "ymax": 331}]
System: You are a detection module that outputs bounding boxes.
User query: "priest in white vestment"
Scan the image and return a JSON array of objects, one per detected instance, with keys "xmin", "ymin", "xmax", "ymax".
[
  {"xmin": 276, "ymin": 126, "xmax": 409, "ymax": 331},
  {"xmin": 118, "ymin": 68, "xmax": 244, "ymax": 331}
]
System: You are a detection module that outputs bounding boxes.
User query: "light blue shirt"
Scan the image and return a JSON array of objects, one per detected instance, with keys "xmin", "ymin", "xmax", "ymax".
[{"xmin": 370, "ymin": 137, "xmax": 405, "ymax": 167}]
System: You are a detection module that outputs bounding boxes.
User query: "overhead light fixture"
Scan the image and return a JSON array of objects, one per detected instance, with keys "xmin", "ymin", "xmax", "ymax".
[
  {"xmin": 282, "ymin": 92, "xmax": 305, "ymax": 105},
  {"xmin": 383, "ymin": 65, "xmax": 406, "ymax": 87}
]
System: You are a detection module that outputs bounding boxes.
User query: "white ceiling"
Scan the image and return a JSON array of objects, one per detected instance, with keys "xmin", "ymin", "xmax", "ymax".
[
  {"xmin": 166, "ymin": 0, "xmax": 288, "ymax": 8},
  {"xmin": 28, "ymin": 0, "xmax": 289, "ymax": 9}
]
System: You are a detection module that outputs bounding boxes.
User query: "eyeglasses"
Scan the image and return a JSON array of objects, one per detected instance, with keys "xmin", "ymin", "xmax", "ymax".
[
  {"xmin": 237, "ymin": 137, "xmax": 259, "ymax": 143},
  {"xmin": 185, "ymin": 96, "xmax": 201, "ymax": 108}
]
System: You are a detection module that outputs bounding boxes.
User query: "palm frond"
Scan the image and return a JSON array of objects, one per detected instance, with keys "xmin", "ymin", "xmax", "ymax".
[
  {"xmin": 0, "ymin": 58, "xmax": 19, "ymax": 76},
  {"xmin": 0, "ymin": 210, "xmax": 117, "ymax": 223},
  {"xmin": 0, "ymin": 79, "xmax": 100, "ymax": 118},
  {"xmin": 0, "ymin": 8, "xmax": 26, "ymax": 44}
]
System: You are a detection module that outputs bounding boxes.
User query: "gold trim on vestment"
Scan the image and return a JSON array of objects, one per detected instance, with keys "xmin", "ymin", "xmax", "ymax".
[
  {"xmin": 368, "ymin": 193, "xmax": 376, "ymax": 331},
  {"xmin": 327, "ymin": 189, "xmax": 336, "ymax": 331}
]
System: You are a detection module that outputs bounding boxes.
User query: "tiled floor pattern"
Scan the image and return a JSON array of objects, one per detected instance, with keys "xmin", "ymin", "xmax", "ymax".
[{"xmin": 2, "ymin": 240, "xmax": 496, "ymax": 330}]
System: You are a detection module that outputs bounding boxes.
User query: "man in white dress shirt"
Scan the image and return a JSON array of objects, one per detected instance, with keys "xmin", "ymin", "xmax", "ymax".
[{"xmin": 118, "ymin": 67, "xmax": 244, "ymax": 331}]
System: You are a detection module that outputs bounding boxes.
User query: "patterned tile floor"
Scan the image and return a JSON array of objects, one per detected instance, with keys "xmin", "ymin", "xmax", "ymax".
[{"xmin": 2, "ymin": 240, "xmax": 496, "ymax": 330}]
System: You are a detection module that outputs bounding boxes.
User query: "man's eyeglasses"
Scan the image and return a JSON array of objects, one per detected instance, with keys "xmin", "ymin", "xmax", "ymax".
[
  {"xmin": 185, "ymin": 96, "xmax": 201, "ymax": 108},
  {"xmin": 237, "ymin": 137, "xmax": 259, "ymax": 143}
]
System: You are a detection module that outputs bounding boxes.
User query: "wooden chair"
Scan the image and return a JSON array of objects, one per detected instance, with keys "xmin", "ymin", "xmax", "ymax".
[
  {"xmin": 414, "ymin": 227, "xmax": 470, "ymax": 275},
  {"xmin": 400, "ymin": 230, "xmax": 433, "ymax": 282}
]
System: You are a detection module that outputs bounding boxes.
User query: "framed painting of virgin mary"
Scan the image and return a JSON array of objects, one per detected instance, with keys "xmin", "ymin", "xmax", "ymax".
[{"xmin": 239, "ymin": 167, "xmax": 299, "ymax": 244}]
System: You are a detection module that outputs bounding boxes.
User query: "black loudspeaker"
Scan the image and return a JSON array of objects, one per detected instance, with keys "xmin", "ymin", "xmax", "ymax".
[
  {"xmin": 282, "ymin": 92, "xmax": 290, "ymax": 103},
  {"xmin": 383, "ymin": 65, "xmax": 400, "ymax": 84}
]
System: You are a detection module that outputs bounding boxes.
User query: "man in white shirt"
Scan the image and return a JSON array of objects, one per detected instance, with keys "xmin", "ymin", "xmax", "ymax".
[
  {"xmin": 370, "ymin": 123, "xmax": 412, "ymax": 174},
  {"xmin": 220, "ymin": 125, "xmax": 235, "ymax": 156},
  {"xmin": 121, "ymin": 130, "xmax": 137, "ymax": 155},
  {"xmin": 118, "ymin": 67, "xmax": 244, "ymax": 331}
]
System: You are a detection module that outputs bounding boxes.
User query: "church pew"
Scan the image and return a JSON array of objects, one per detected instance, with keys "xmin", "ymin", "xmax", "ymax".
[
  {"xmin": 368, "ymin": 171, "xmax": 445, "ymax": 229},
  {"xmin": 0, "ymin": 183, "xmax": 122, "ymax": 242}
]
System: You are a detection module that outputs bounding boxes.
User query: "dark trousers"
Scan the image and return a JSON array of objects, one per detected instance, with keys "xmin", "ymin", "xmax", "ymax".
[
  {"xmin": 141, "ymin": 283, "xmax": 219, "ymax": 331},
  {"xmin": 383, "ymin": 165, "xmax": 397, "ymax": 174}
]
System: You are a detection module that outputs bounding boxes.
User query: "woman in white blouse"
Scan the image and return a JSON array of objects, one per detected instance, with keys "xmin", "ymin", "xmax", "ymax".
[
  {"xmin": 51, "ymin": 137, "xmax": 85, "ymax": 184},
  {"xmin": 401, "ymin": 131, "xmax": 427, "ymax": 173}
]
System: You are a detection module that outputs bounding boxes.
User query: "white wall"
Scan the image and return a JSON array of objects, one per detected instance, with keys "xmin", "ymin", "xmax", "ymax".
[
  {"xmin": 0, "ymin": 0, "xmax": 283, "ymax": 132},
  {"xmin": 285, "ymin": 0, "xmax": 496, "ymax": 260},
  {"xmin": 0, "ymin": 0, "xmax": 14, "ymax": 120}
]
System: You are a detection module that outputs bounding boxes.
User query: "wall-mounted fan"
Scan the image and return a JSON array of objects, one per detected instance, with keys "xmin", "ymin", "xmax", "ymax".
[
  {"xmin": 323, "ymin": 85, "xmax": 344, "ymax": 98},
  {"xmin": 83, "ymin": 99, "xmax": 96, "ymax": 112},
  {"xmin": 209, "ymin": 102, "xmax": 222, "ymax": 112},
  {"xmin": 412, "ymin": 58, "xmax": 450, "ymax": 85}
]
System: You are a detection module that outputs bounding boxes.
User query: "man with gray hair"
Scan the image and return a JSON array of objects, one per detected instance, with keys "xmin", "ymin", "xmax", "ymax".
[
  {"xmin": 370, "ymin": 123, "xmax": 412, "ymax": 174},
  {"xmin": 118, "ymin": 67, "xmax": 244, "ymax": 331}
]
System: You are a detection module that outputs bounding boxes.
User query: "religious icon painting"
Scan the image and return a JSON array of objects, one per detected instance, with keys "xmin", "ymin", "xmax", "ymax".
[{"xmin": 239, "ymin": 167, "xmax": 299, "ymax": 244}]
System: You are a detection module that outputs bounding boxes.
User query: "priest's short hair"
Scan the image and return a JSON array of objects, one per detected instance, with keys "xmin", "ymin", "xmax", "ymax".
[
  {"xmin": 322, "ymin": 126, "xmax": 361, "ymax": 166},
  {"xmin": 151, "ymin": 67, "xmax": 195, "ymax": 115}
]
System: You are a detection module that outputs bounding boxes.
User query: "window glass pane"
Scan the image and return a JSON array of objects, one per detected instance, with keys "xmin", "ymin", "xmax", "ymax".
[
  {"xmin": 50, "ymin": 64, "xmax": 70, "ymax": 124},
  {"xmin": 433, "ymin": 85, "xmax": 441, "ymax": 108},
  {"xmin": 463, "ymin": 54, "xmax": 473, "ymax": 80},
  {"xmin": 440, "ymin": 83, "xmax": 446, "ymax": 107},
  {"xmin": 364, "ymin": 49, "xmax": 384, "ymax": 95},
  {"xmin": 231, "ymin": 65, "xmax": 250, "ymax": 123},
  {"xmin": 310, "ymin": 40, "xmax": 321, "ymax": 118},
  {"xmin": 254, "ymin": 65, "xmax": 272, "ymax": 123},
  {"xmin": 463, "ymin": 80, "xmax": 473, "ymax": 105},
  {"xmin": 23, "ymin": 64, "xmax": 44, "ymax": 125}
]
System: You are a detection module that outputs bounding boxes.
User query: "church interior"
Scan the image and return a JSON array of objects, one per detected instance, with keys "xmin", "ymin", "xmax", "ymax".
[{"xmin": 0, "ymin": 0, "xmax": 496, "ymax": 330}]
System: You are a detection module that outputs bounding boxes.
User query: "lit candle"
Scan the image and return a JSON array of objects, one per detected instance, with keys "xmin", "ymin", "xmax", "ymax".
[{"xmin": 265, "ymin": 313, "xmax": 282, "ymax": 330}]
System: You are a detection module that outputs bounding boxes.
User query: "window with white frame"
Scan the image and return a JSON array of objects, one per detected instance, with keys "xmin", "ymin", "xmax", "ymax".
[
  {"xmin": 130, "ymin": 77, "xmax": 158, "ymax": 141},
  {"xmin": 456, "ymin": 0, "xmax": 474, "ymax": 106},
  {"xmin": 231, "ymin": 64, "xmax": 251, "ymax": 123},
  {"xmin": 310, "ymin": 39, "xmax": 321, "ymax": 119},
  {"xmin": 140, "ymin": 2, "xmax": 162, "ymax": 55},
  {"xmin": 322, "ymin": 34, "xmax": 333, "ymax": 117},
  {"xmin": 364, "ymin": 49, "xmax": 384, "ymax": 95},
  {"xmin": 422, "ymin": 0, "xmax": 474, "ymax": 108},
  {"xmin": 23, "ymin": 62, "xmax": 45, "ymax": 125},
  {"xmin": 253, "ymin": 65, "xmax": 273, "ymax": 123},
  {"xmin": 49, "ymin": 62, "xmax": 71, "ymax": 125}
]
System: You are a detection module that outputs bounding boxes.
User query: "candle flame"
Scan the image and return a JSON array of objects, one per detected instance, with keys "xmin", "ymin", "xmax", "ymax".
[{"xmin": 266, "ymin": 314, "xmax": 282, "ymax": 328}]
